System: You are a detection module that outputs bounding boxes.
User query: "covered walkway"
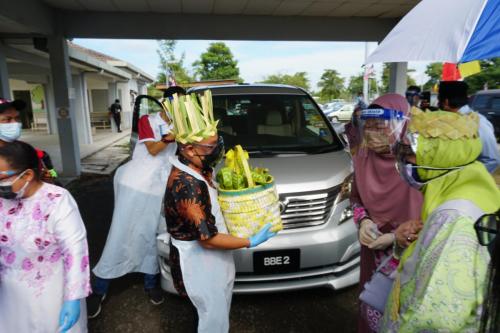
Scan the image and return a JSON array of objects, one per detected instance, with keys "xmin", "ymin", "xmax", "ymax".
[
  {"xmin": 1, "ymin": 0, "xmax": 419, "ymax": 176},
  {"xmin": 21, "ymin": 129, "xmax": 130, "ymax": 174}
]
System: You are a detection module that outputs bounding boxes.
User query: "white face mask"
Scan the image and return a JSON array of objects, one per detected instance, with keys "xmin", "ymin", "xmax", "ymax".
[{"xmin": 0, "ymin": 122, "xmax": 22, "ymax": 142}]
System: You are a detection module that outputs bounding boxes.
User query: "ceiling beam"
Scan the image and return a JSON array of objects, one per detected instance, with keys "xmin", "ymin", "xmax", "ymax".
[
  {"xmin": 61, "ymin": 11, "xmax": 398, "ymax": 42},
  {"xmin": 0, "ymin": 0, "xmax": 54, "ymax": 35},
  {"xmin": 0, "ymin": 43, "xmax": 51, "ymax": 69}
]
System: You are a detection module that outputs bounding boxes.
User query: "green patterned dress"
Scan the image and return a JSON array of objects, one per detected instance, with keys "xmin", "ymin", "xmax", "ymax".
[{"xmin": 379, "ymin": 206, "xmax": 489, "ymax": 332}]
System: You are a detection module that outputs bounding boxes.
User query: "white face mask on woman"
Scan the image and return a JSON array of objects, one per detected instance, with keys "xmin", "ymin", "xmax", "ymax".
[{"xmin": 0, "ymin": 122, "xmax": 22, "ymax": 142}]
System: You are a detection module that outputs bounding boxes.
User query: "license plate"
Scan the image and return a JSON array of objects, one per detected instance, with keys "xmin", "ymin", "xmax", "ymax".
[{"xmin": 253, "ymin": 249, "xmax": 300, "ymax": 274}]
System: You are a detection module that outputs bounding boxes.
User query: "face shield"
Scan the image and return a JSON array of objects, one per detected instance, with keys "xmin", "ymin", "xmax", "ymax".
[
  {"xmin": 359, "ymin": 108, "xmax": 407, "ymax": 154},
  {"xmin": 393, "ymin": 130, "xmax": 471, "ymax": 190}
]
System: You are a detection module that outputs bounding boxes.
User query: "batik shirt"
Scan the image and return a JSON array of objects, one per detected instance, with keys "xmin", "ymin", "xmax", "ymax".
[{"xmin": 164, "ymin": 155, "xmax": 218, "ymax": 296}]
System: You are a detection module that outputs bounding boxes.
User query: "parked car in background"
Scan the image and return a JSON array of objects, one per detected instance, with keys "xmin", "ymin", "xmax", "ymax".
[
  {"xmin": 322, "ymin": 102, "xmax": 343, "ymax": 116},
  {"xmin": 141, "ymin": 84, "xmax": 359, "ymax": 295},
  {"xmin": 325, "ymin": 103, "xmax": 355, "ymax": 122},
  {"xmin": 469, "ymin": 89, "xmax": 500, "ymax": 140}
]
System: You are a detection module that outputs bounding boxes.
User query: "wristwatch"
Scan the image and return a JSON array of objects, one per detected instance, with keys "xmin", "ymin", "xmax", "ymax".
[{"xmin": 161, "ymin": 136, "xmax": 175, "ymax": 143}]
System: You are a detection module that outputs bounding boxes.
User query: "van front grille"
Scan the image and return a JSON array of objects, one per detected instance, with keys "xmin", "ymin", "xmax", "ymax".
[{"xmin": 280, "ymin": 186, "xmax": 340, "ymax": 230}]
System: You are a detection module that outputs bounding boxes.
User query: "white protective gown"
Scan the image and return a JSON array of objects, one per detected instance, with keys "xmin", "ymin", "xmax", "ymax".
[
  {"xmin": 170, "ymin": 156, "xmax": 235, "ymax": 333},
  {"xmin": 0, "ymin": 183, "xmax": 91, "ymax": 333},
  {"xmin": 93, "ymin": 112, "xmax": 177, "ymax": 278}
]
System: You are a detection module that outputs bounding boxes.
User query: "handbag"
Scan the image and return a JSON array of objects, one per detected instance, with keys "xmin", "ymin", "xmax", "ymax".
[{"xmin": 359, "ymin": 255, "xmax": 397, "ymax": 313}]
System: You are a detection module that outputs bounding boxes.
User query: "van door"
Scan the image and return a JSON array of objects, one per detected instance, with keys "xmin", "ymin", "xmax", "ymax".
[
  {"xmin": 130, "ymin": 95, "xmax": 165, "ymax": 152},
  {"xmin": 484, "ymin": 96, "xmax": 500, "ymax": 139}
]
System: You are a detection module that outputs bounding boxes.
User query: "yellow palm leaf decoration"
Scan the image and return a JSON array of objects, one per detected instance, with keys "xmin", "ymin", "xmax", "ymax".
[{"xmin": 163, "ymin": 90, "xmax": 219, "ymax": 144}]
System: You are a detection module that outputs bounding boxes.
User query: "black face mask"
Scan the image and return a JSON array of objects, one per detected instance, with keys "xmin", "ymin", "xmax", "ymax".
[
  {"xmin": 196, "ymin": 136, "xmax": 225, "ymax": 170},
  {"xmin": 0, "ymin": 171, "xmax": 26, "ymax": 200},
  {"xmin": 0, "ymin": 185, "xmax": 17, "ymax": 199}
]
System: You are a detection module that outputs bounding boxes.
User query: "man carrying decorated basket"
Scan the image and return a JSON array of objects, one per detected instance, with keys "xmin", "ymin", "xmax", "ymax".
[{"xmin": 163, "ymin": 91, "xmax": 278, "ymax": 333}]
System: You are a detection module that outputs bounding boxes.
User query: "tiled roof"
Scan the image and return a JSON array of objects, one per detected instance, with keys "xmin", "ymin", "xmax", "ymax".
[{"xmin": 68, "ymin": 41, "xmax": 120, "ymax": 62}]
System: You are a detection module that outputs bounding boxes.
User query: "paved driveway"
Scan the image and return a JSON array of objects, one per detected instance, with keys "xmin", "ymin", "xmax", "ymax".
[{"xmin": 69, "ymin": 175, "xmax": 358, "ymax": 333}]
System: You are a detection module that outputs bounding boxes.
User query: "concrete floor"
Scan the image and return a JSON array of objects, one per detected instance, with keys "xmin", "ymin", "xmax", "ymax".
[
  {"xmin": 67, "ymin": 175, "xmax": 359, "ymax": 333},
  {"xmin": 20, "ymin": 129, "xmax": 131, "ymax": 173}
]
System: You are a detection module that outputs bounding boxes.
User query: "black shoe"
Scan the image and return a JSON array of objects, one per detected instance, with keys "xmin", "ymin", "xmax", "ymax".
[
  {"xmin": 87, "ymin": 293, "xmax": 106, "ymax": 319},
  {"xmin": 146, "ymin": 287, "xmax": 165, "ymax": 305}
]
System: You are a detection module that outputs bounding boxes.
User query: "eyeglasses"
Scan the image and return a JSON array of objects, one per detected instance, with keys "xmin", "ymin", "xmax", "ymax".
[
  {"xmin": 0, "ymin": 170, "xmax": 18, "ymax": 176},
  {"xmin": 474, "ymin": 212, "xmax": 499, "ymax": 247},
  {"xmin": 0, "ymin": 170, "xmax": 21, "ymax": 183},
  {"xmin": 192, "ymin": 136, "xmax": 224, "ymax": 151}
]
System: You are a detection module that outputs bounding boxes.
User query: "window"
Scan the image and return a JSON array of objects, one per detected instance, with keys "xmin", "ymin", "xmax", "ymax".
[
  {"xmin": 491, "ymin": 98, "xmax": 500, "ymax": 112},
  {"xmin": 211, "ymin": 94, "xmax": 342, "ymax": 154},
  {"xmin": 472, "ymin": 95, "xmax": 491, "ymax": 110}
]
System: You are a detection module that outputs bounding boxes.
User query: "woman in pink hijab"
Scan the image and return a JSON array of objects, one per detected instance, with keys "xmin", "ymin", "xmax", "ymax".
[{"xmin": 350, "ymin": 94, "xmax": 423, "ymax": 332}]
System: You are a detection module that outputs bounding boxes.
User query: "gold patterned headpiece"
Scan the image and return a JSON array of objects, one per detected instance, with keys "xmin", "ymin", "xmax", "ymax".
[{"xmin": 409, "ymin": 109, "xmax": 479, "ymax": 140}]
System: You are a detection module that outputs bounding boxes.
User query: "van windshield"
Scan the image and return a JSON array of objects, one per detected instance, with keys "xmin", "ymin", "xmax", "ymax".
[{"xmin": 211, "ymin": 94, "xmax": 342, "ymax": 154}]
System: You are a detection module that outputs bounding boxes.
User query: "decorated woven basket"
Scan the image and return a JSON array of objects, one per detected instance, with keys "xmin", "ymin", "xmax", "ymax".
[
  {"xmin": 217, "ymin": 146, "xmax": 282, "ymax": 238},
  {"xmin": 218, "ymin": 182, "xmax": 282, "ymax": 238}
]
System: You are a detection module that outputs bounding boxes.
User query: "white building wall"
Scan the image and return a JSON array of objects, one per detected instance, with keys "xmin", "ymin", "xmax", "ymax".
[
  {"xmin": 9, "ymin": 79, "xmax": 38, "ymax": 93},
  {"xmin": 117, "ymin": 79, "xmax": 138, "ymax": 130}
]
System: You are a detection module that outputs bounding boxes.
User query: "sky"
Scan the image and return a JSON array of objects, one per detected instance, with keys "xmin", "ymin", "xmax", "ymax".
[{"xmin": 73, "ymin": 39, "xmax": 429, "ymax": 91}]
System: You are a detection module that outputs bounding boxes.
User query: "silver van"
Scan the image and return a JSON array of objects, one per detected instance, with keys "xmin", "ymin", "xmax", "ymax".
[{"xmin": 138, "ymin": 84, "xmax": 360, "ymax": 294}]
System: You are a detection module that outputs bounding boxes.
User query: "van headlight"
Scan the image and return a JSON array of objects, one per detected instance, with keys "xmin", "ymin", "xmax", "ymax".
[
  {"xmin": 336, "ymin": 173, "xmax": 353, "ymax": 225},
  {"xmin": 339, "ymin": 206, "xmax": 354, "ymax": 224},
  {"xmin": 336, "ymin": 173, "xmax": 353, "ymax": 204}
]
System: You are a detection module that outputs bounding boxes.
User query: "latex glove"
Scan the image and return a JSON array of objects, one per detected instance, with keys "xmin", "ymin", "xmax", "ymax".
[
  {"xmin": 395, "ymin": 220, "xmax": 423, "ymax": 248},
  {"xmin": 248, "ymin": 223, "xmax": 277, "ymax": 248},
  {"xmin": 59, "ymin": 299, "xmax": 81, "ymax": 333},
  {"xmin": 368, "ymin": 233, "xmax": 395, "ymax": 250},
  {"xmin": 359, "ymin": 219, "xmax": 380, "ymax": 246}
]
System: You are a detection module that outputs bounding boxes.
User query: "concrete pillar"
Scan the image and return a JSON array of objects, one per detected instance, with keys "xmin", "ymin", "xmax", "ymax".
[
  {"xmin": 72, "ymin": 73, "xmax": 93, "ymax": 144},
  {"xmin": 44, "ymin": 76, "xmax": 57, "ymax": 134},
  {"xmin": 48, "ymin": 36, "xmax": 81, "ymax": 177},
  {"xmin": 137, "ymin": 83, "xmax": 145, "ymax": 95},
  {"xmin": 108, "ymin": 81, "xmax": 118, "ymax": 132},
  {"xmin": 0, "ymin": 45, "xmax": 11, "ymax": 99},
  {"xmin": 388, "ymin": 62, "xmax": 408, "ymax": 95}
]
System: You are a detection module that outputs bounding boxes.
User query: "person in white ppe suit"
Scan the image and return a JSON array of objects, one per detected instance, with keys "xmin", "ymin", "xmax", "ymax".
[
  {"xmin": 165, "ymin": 133, "xmax": 277, "ymax": 333},
  {"xmin": 163, "ymin": 92, "xmax": 277, "ymax": 333},
  {"xmin": 87, "ymin": 86, "xmax": 185, "ymax": 318}
]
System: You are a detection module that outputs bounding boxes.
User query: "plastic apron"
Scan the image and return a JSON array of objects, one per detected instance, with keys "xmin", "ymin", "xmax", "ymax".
[
  {"xmin": 170, "ymin": 156, "xmax": 235, "ymax": 333},
  {"xmin": 93, "ymin": 112, "xmax": 177, "ymax": 278}
]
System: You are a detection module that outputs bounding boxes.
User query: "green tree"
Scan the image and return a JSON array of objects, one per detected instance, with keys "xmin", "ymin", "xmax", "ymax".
[
  {"xmin": 317, "ymin": 69, "xmax": 345, "ymax": 102},
  {"xmin": 193, "ymin": 42, "xmax": 241, "ymax": 81},
  {"xmin": 380, "ymin": 63, "xmax": 417, "ymax": 93},
  {"xmin": 156, "ymin": 40, "xmax": 192, "ymax": 85},
  {"xmin": 346, "ymin": 73, "xmax": 378, "ymax": 99},
  {"xmin": 423, "ymin": 62, "xmax": 443, "ymax": 91},
  {"xmin": 260, "ymin": 72, "xmax": 310, "ymax": 91},
  {"xmin": 464, "ymin": 58, "xmax": 500, "ymax": 93}
]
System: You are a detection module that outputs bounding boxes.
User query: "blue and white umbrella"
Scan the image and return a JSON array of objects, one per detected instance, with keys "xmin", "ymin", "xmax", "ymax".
[{"xmin": 366, "ymin": 0, "xmax": 500, "ymax": 64}]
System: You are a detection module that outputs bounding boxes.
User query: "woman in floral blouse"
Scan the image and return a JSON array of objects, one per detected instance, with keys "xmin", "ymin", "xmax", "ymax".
[{"xmin": 0, "ymin": 141, "xmax": 91, "ymax": 333}]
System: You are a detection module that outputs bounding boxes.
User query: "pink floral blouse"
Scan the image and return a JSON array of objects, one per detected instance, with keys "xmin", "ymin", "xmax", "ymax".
[{"xmin": 0, "ymin": 183, "xmax": 91, "ymax": 300}]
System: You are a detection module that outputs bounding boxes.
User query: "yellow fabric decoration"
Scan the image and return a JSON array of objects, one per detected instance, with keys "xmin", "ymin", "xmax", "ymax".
[{"xmin": 458, "ymin": 61, "xmax": 481, "ymax": 78}]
